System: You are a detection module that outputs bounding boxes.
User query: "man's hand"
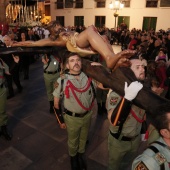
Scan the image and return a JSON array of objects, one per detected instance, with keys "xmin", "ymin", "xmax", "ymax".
[
  {"xmin": 12, "ymin": 54, "xmax": 19, "ymax": 63},
  {"xmin": 113, "ymin": 57, "xmax": 131, "ymax": 70},
  {"xmin": 42, "ymin": 54, "xmax": 49, "ymax": 64},
  {"xmin": 124, "ymin": 81, "xmax": 143, "ymax": 101},
  {"xmin": 152, "ymin": 87, "xmax": 163, "ymax": 96},
  {"xmin": 60, "ymin": 123, "xmax": 66, "ymax": 129},
  {"xmin": 111, "ymin": 50, "xmax": 136, "ymax": 70},
  {"xmin": 90, "ymin": 62, "xmax": 102, "ymax": 66}
]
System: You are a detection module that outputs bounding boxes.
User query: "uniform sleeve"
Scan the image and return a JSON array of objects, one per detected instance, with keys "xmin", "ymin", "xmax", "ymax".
[
  {"xmin": 132, "ymin": 150, "xmax": 160, "ymax": 170},
  {"xmin": 53, "ymin": 77, "xmax": 62, "ymax": 98},
  {"xmin": 107, "ymin": 91, "xmax": 121, "ymax": 111}
]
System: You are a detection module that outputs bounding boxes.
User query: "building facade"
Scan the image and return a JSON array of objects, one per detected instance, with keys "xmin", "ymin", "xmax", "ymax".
[{"xmin": 49, "ymin": 0, "xmax": 170, "ymax": 31}]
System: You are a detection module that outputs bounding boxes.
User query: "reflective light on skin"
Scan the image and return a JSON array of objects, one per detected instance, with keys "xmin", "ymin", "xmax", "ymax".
[
  {"xmin": 130, "ymin": 59, "xmax": 145, "ymax": 81},
  {"xmin": 66, "ymin": 55, "xmax": 82, "ymax": 74}
]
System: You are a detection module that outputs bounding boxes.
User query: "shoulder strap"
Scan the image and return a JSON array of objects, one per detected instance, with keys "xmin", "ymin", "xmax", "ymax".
[
  {"xmin": 148, "ymin": 145, "xmax": 159, "ymax": 153},
  {"xmin": 90, "ymin": 79, "xmax": 96, "ymax": 98},
  {"xmin": 152, "ymin": 141, "xmax": 170, "ymax": 149},
  {"xmin": 87, "ymin": 75, "xmax": 96, "ymax": 98},
  {"xmin": 148, "ymin": 145, "xmax": 166, "ymax": 170},
  {"xmin": 44, "ymin": 54, "xmax": 51, "ymax": 71},
  {"xmin": 60, "ymin": 78, "xmax": 64, "ymax": 94},
  {"xmin": 59, "ymin": 77, "xmax": 65, "ymax": 113}
]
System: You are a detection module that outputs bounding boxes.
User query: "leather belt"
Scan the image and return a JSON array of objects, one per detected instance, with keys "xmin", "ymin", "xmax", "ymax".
[
  {"xmin": 110, "ymin": 131, "xmax": 138, "ymax": 141},
  {"xmin": 44, "ymin": 70, "xmax": 59, "ymax": 74},
  {"xmin": 65, "ymin": 109, "xmax": 89, "ymax": 118}
]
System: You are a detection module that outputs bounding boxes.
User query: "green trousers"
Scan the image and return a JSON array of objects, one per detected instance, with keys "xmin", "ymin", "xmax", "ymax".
[
  {"xmin": 64, "ymin": 111, "xmax": 92, "ymax": 156},
  {"xmin": 0, "ymin": 87, "xmax": 8, "ymax": 126},
  {"xmin": 43, "ymin": 73, "xmax": 60, "ymax": 101},
  {"xmin": 108, "ymin": 133, "xmax": 140, "ymax": 170}
]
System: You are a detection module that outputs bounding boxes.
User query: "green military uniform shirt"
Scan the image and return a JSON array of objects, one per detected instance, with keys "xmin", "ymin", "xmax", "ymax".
[
  {"xmin": 53, "ymin": 72, "xmax": 96, "ymax": 113},
  {"xmin": 132, "ymin": 137, "xmax": 170, "ymax": 170},
  {"xmin": 43, "ymin": 54, "xmax": 60, "ymax": 101},
  {"xmin": 43, "ymin": 54, "xmax": 60, "ymax": 72},
  {"xmin": 107, "ymin": 90, "xmax": 145, "ymax": 137}
]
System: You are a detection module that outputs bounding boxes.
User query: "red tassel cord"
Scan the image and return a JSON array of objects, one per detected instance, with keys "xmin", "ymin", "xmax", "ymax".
[{"xmin": 64, "ymin": 78, "xmax": 95, "ymax": 110}]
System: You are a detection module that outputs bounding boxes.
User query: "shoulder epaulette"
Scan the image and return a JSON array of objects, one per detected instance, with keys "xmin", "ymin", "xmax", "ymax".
[{"xmin": 148, "ymin": 145, "xmax": 166, "ymax": 170}]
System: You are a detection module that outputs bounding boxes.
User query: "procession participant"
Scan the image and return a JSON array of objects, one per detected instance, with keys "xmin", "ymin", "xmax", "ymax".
[
  {"xmin": 42, "ymin": 53, "xmax": 61, "ymax": 113},
  {"xmin": 53, "ymin": 52, "xmax": 103, "ymax": 170},
  {"xmin": 2, "ymin": 35, "xmax": 23, "ymax": 99},
  {"xmin": 106, "ymin": 55, "xmax": 145, "ymax": 170},
  {"xmin": 132, "ymin": 103, "xmax": 170, "ymax": 170},
  {"xmin": 0, "ymin": 55, "xmax": 19, "ymax": 140}
]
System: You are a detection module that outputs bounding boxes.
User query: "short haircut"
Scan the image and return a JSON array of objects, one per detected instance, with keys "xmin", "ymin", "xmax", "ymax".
[
  {"xmin": 130, "ymin": 53, "xmax": 142, "ymax": 60},
  {"xmin": 62, "ymin": 51, "xmax": 81, "ymax": 69},
  {"xmin": 3, "ymin": 35, "xmax": 11, "ymax": 40},
  {"xmin": 149, "ymin": 103, "xmax": 170, "ymax": 135},
  {"xmin": 65, "ymin": 52, "xmax": 81, "ymax": 64}
]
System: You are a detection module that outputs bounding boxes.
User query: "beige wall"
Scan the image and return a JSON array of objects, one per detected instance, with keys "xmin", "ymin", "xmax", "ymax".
[{"xmin": 50, "ymin": 0, "xmax": 170, "ymax": 31}]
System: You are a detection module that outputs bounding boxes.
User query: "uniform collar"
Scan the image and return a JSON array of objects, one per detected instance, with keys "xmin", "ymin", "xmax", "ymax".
[{"xmin": 67, "ymin": 71, "xmax": 82, "ymax": 76}]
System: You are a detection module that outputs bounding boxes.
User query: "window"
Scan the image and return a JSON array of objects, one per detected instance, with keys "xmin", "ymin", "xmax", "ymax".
[
  {"xmin": 65, "ymin": 0, "xmax": 73, "ymax": 8},
  {"xmin": 74, "ymin": 16, "xmax": 84, "ymax": 26},
  {"xmin": 146, "ymin": 0, "xmax": 158, "ymax": 8},
  {"xmin": 56, "ymin": 0, "xmax": 64, "ymax": 9},
  {"xmin": 160, "ymin": 0, "xmax": 170, "ymax": 7},
  {"xmin": 56, "ymin": 0, "xmax": 83, "ymax": 9},
  {"xmin": 56, "ymin": 16, "xmax": 65, "ymax": 26},
  {"xmin": 45, "ymin": 5, "xmax": 50, "ymax": 16},
  {"xmin": 142, "ymin": 17, "xmax": 157, "ymax": 31},
  {"xmin": 95, "ymin": 16, "xmax": 105, "ymax": 28},
  {"xmin": 95, "ymin": 0, "xmax": 106, "ymax": 8},
  {"xmin": 75, "ymin": 0, "xmax": 83, "ymax": 8},
  {"xmin": 45, "ymin": 0, "xmax": 50, "ymax": 3},
  {"xmin": 122, "ymin": 0, "xmax": 130, "ymax": 7}
]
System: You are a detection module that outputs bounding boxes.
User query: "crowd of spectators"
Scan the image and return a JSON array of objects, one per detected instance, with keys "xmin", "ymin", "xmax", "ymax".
[{"xmin": 0, "ymin": 26, "xmax": 50, "ymax": 99}]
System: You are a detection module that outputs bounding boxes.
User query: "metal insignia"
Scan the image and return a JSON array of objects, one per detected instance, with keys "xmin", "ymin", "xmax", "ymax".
[
  {"xmin": 135, "ymin": 161, "xmax": 149, "ymax": 170},
  {"xmin": 154, "ymin": 152, "xmax": 166, "ymax": 165},
  {"xmin": 110, "ymin": 97, "xmax": 118, "ymax": 105}
]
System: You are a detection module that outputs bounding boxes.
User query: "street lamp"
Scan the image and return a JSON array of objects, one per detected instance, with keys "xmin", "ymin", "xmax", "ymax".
[{"xmin": 109, "ymin": 0, "xmax": 124, "ymax": 30}]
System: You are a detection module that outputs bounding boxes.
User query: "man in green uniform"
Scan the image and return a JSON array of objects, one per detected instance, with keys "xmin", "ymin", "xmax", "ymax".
[
  {"xmin": 106, "ymin": 56, "xmax": 146, "ymax": 170},
  {"xmin": 42, "ymin": 53, "xmax": 61, "ymax": 113},
  {"xmin": 53, "ymin": 52, "xmax": 99, "ymax": 170},
  {"xmin": 0, "ymin": 55, "xmax": 19, "ymax": 140},
  {"xmin": 132, "ymin": 103, "xmax": 170, "ymax": 170}
]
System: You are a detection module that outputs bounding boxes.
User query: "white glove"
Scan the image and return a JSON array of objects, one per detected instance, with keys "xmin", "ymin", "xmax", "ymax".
[{"xmin": 124, "ymin": 81, "xmax": 143, "ymax": 101}]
